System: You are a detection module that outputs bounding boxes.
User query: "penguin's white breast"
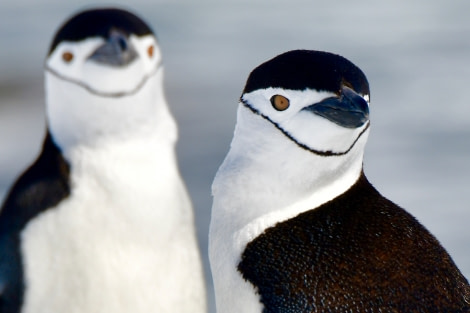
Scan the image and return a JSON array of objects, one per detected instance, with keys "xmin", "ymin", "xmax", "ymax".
[{"xmin": 19, "ymin": 143, "xmax": 200, "ymax": 313}]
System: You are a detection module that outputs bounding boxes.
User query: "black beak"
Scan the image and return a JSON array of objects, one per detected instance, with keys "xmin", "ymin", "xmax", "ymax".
[
  {"xmin": 88, "ymin": 29, "xmax": 137, "ymax": 67},
  {"xmin": 303, "ymin": 86, "xmax": 369, "ymax": 128}
]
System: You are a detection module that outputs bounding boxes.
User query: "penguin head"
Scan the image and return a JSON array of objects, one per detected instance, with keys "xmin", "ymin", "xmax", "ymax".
[
  {"xmin": 214, "ymin": 50, "xmax": 371, "ymax": 211},
  {"xmin": 240, "ymin": 50, "xmax": 370, "ymax": 157},
  {"xmin": 46, "ymin": 8, "xmax": 160, "ymax": 95},
  {"xmin": 45, "ymin": 8, "xmax": 174, "ymax": 154}
]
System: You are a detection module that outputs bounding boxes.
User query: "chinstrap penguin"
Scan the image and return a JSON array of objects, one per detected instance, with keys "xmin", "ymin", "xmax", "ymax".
[
  {"xmin": 0, "ymin": 8, "xmax": 206, "ymax": 313},
  {"xmin": 209, "ymin": 50, "xmax": 470, "ymax": 312}
]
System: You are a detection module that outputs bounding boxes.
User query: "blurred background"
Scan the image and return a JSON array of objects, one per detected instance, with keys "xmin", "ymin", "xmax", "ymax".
[{"xmin": 1, "ymin": 0, "xmax": 469, "ymax": 311}]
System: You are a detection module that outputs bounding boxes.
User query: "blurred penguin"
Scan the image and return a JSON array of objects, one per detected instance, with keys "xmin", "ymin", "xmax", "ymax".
[{"xmin": 0, "ymin": 8, "xmax": 206, "ymax": 313}]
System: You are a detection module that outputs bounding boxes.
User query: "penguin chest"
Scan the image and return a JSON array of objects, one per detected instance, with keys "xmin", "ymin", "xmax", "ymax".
[{"xmin": 19, "ymin": 158, "xmax": 194, "ymax": 313}]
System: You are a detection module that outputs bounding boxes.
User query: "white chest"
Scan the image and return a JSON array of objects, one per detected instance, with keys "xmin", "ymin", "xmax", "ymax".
[{"xmin": 19, "ymin": 142, "xmax": 204, "ymax": 313}]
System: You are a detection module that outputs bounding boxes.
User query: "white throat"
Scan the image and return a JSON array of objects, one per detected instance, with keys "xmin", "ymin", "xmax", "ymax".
[
  {"xmin": 209, "ymin": 104, "xmax": 369, "ymax": 313},
  {"xmin": 45, "ymin": 66, "xmax": 176, "ymax": 157}
]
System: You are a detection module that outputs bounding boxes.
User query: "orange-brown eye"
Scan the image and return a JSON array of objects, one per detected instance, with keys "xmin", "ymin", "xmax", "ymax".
[
  {"xmin": 62, "ymin": 51, "xmax": 74, "ymax": 63},
  {"xmin": 147, "ymin": 45, "xmax": 154, "ymax": 58},
  {"xmin": 270, "ymin": 95, "xmax": 290, "ymax": 111}
]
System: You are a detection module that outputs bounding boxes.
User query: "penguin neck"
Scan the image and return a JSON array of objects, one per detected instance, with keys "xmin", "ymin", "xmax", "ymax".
[
  {"xmin": 45, "ymin": 68, "xmax": 183, "ymax": 213},
  {"xmin": 49, "ymin": 118, "xmax": 180, "ymax": 214},
  {"xmin": 212, "ymin": 104, "xmax": 368, "ymax": 238},
  {"xmin": 45, "ymin": 68, "xmax": 177, "ymax": 156}
]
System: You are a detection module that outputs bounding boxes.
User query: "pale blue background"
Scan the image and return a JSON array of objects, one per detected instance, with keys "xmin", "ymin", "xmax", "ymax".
[{"xmin": 1, "ymin": 1, "xmax": 469, "ymax": 311}]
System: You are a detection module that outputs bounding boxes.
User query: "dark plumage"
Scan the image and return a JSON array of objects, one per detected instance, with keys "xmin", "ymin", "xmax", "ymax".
[
  {"xmin": 0, "ymin": 134, "xmax": 70, "ymax": 313},
  {"xmin": 239, "ymin": 173, "xmax": 470, "ymax": 313},
  {"xmin": 243, "ymin": 50, "xmax": 369, "ymax": 96},
  {"xmin": 48, "ymin": 8, "xmax": 153, "ymax": 55}
]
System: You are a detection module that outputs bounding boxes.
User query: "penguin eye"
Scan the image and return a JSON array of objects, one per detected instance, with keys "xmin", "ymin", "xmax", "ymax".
[
  {"xmin": 62, "ymin": 51, "xmax": 74, "ymax": 63},
  {"xmin": 270, "ymin": 95, "xmax": 290, "ymax": 111},
  {"xmin": 147, "ymin": 45, "xmax": 154, "ymax": 58}
]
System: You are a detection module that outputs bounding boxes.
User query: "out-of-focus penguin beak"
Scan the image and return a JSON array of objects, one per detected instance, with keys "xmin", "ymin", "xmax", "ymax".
[{"xmin": 88, "ymin": 29, "xmax": 137, "ymax": 67}]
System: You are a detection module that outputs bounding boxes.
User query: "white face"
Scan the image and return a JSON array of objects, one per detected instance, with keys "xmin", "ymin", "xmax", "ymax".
[
  {"xmin": 45, "ymin": 34, "xmax": 161, "ymax": 96},
  {"xmin": 241, "ymin": 87, "xmax": 370, "ymax": 155},
  {"xmin": 44, "ymin": 34, "xmax": 175, "ymax": 154}
]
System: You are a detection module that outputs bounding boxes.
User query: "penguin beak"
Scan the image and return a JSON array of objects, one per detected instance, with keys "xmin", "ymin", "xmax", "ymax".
[
  {"xmin": 303, "ymin": 86, "xmax": 369, "ymax": 128},
  {"xmin": 88, "ymin": 29, "xmax": 137, "ymax": 67}
]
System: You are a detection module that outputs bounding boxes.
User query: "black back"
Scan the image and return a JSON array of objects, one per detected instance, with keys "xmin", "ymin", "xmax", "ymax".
[
  {"xmin": 243, "ymin": 50, "xmax": 370, "ymax": 97},
  {"xmin": 238, "ymin": 173, "xmax": 470, "ymax": 312},
  {"xmin": 0, "ymin": 133, "xmax": 71, "ymax": 313},
  {"xmin": 48, "ymin": 8, "xmax": 154, "ymax": 55}
]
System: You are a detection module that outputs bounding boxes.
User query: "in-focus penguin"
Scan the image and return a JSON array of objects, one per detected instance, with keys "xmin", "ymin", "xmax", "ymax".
[
  {"xmin": 0, "ymin": 8, "xmax": 206, "ymax": 313},
  {"xmin": 209, "ymin": 50, "xmax": 470, "ymax": 313}
]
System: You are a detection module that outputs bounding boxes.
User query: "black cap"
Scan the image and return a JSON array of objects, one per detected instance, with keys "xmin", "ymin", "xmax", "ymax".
[
  {"xmin": 48, "ymin": 8, "xmax": 154, "ymax": 56},
  {"xmin": 243, "ymin": 50, "xmax": 369, "ymax": 97}
]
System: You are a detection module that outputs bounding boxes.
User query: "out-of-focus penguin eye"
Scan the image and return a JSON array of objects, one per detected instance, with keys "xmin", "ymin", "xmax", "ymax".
[
  {"xmin": 62, "ymin": 51, "xmax": 74, "ymax": 63},
  {"xmin": 270, "ymin": 95, "xmax": 290, "ymax": 111},
  {"xmin": 147, "ymin": 45, "xmax": 154, "ymax": 58}
]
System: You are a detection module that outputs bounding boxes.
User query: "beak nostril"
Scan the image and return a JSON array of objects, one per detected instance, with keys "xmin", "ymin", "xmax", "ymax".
[
  {"xmin": 117, "ymin": 37, "xmax": 127, "ymax": 51},
  {"xmin": 88, "ymin": 31, "xmax": 137, "ymax": 67},
  {"xmin": 109, "ymin": 30, "xmax": 129, "ymax": 50}
]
